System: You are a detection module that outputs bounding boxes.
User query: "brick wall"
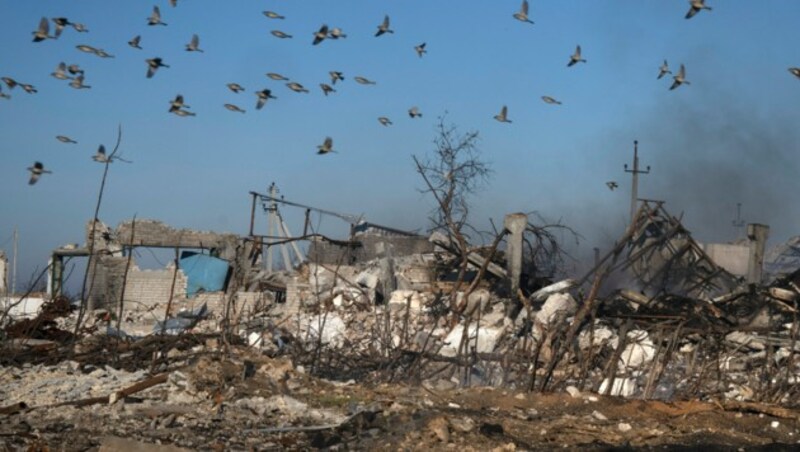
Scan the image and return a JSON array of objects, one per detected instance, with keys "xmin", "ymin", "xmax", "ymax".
[{"xmin": 122, "ymin": 266, "xmax": 188, "ymax": 308}]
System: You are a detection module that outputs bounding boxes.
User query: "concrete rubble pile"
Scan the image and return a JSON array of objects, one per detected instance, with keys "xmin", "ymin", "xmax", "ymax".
[{"xmin": 2, "ymin": 208, "xmax": 800, "ymax": 448}]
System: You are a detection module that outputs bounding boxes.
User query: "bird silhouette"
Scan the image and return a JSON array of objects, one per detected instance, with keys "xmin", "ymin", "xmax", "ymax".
[
  {"xmin": 67, "ymin": 64, "xmax": 84, "ymax": 76},
  {"xmin": 329, "ymin": 27, "xmax": 347, "ymax": 39},
  {"xmin": 494, "ymin": 105, "xmax": 511, "ymax": 123},
  {"xmin": 146, "ymin": 58, "xmax": 169, "ymax": 78},
  {"xmin": 227, "ymin": 83, "xmax": 245, "ymax": 93},
  {"xmin": 186, "ymin": 34, "xmax": 203, "ymax": 52},
  {"xmin": 271, "ymin": 30, "xmax": 292, "ymax": 39},
  {"xmin": 313, "ymin": 24, "xmax": 329, "ymax": 45},
  {"xmin": 415, "ymin": 43, "xmax": 427, "ymax": 58},
  {"xmin": 69, "ymin": 74, "xmax": 91, "ymax": 89},
  {"xmin": 606, "ymin": 181, "xmax": 619, "ymax": 191},
  {"xmin": 267, "ymin": 72, "xmax": 289, "ymax": 81},
  {"xmin": 51, "ymin": 62, "xmax": 71, "ymax": 80},
  {"xmin": 788, "ymin": 67, "xmax": 800, "ymax": 79},
  {"xmin": 286, "ymin": 82, "xmax": 309, "ymax": 93},
  {"xmin": 92, "ymin": 145, "xmax": 109, "ymax": 163},
  {"xmin": 263, "ymin": 11, "xmax": 285, "ymax": 20},
  {"xmin": 32, "ymin": 17, "xmax": 53, "ymax": 42},
  {"xmin": 542, "ymin": 95, "xmax": 562, "ymax": 105},
  {"xmin": 224, "ymin": 103, "xmax": 246, "ymax": 113},
  {"xmin": 408, "ymin": 106, "xmax": 422, "ymax": 118},
  {"xmin": 685, "ymin": 0, "xmax": 712, "ymax": 19},
  {"xmin": 329, "ymin": 71, "xmax": 345, "ymax": 84},
  {"xmin": 169, "ymin": 94, "xmax": 189, "ymax": 112},
  {"xmin": 354, "ymin": 76, "xmax": 376, "ymax": 85},
  {"xmin": 670, "ymin": 64, "xmax": 689, "ymax": 90},
  {"xmin": 378, "ymin": 116, "xmax": 393, "ymax": 126},
  {"xmin": 27, "ymin": 161, "xmax": 52, "ymax": 185},
  {"xmin": 513, "ymin": 0, "xmax": 534, "ymax": 24},
  {"xmin": 568, "ymin": 45, "xmax": 586, "ymax": 66},
  {"xmin": 148, "ymin": 6, "xmax": 167, "ymax": 26},
  {"xmin": 95, "ymin": 48, "xmax": 114, "ymax": 58},
  {"xmin": 128, "ymin": 35, "xmax": 142, "ymax": 49},
  {"xmin": 76, "ymin": 44, "xmax": 99, "ymax": 54},
  {"xmin": 658, "ymin": 60, "xmax": 672, "ymax": 79},
  {"xmin": 1, "ymin": 77, "xmax": 17, "ymax": 89},
  {"xmin": 255, "ymin": 89, "xmax": 277, "ymax": 109},
  {"xmin": 0, "ymin": 86, "xmax": 10, "ymax": 100},
  {"xmin": 20, "ymin": 83, "xmax": 37, "ymax": 94},
  {"xmin": 172, "ymin": 109, "xmax": 196, "ymax": 117},
  {"xmin": 375, "ymin": 15, "xmax": 393, "ymax": 36},
  {"xmin": 317, "ymin": 137, "xmax": 335, "ymax": 155},
  {"xmin": 71, "ymin": 23, "xmax": 88, "ymax": 33},
  {"xmin": 52, "ymin": 18, "xmax": 73, "ymax": 39},
  {"xmin": 56, "ymin": 135, "xmax": 77, "ymax": 144},
  {"xmin": 169, "ymin": 0, "xmax": 178, "ymax": 7},
  {"xmin": 320, "ymin": 83, "xmax": 336, "ymax": 96}
]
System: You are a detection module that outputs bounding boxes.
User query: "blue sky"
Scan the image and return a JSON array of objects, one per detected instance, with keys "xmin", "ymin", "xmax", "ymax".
[{"xmin": 2, "ymin": 1, "xmax": 800, "ymax": 287}]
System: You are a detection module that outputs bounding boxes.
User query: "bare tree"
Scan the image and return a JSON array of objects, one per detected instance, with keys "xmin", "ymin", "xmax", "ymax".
[{"xmin": 412, "ymin": 117, "xmax": 492, "ymax": 315}]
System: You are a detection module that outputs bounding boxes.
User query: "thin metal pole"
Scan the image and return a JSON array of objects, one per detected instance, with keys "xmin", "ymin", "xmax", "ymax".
[
  {"xmin": 624, "ymin": 140, "xmax": 650, "ymax": 223},
  {"xmin": 12, "ymin": 227, "xmax": 17, "ymax": 296}
]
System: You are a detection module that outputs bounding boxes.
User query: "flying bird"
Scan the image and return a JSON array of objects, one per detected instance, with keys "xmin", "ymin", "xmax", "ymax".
[
  {"xmin": 286, "ymin": 82, "xmax": 309, "ymax": 93},
  {"xmin": 354, "ymin": 76, "xmax": 376, "ymax": 85},
  {"xmin": 168, "ymin": 94, "xmax": 189, "ymax": 112},
  {"xmin": 542, "ymin": 96, "xmax": 562, "ymax": 105},
  {"xmin": 568, "ymin": 45, "xmax": 586, "ymax": 66},
  {"xmin": 67, "ymin": 64, "xmax": 84, "ymax": 76},
  {"xmin": 92, "ymin": 145, "xmax": 109, "ymax": 163},
  {"xmin": 670, "ymin": 64, "xmax": 689, "ymax": 90},
  {"xmin": 172, "ymin": 109, "xmax": 195, "ymax": 117},
  {"xmin": 494, "ymin": 105, "xmax": 511, "ymax": 123},
  {"xmin": 685, "ymin": 0, "xmax": 712, "ymax": 19},
  {"xmin": 255, "ymin": 89, "xmax": 277, "ymax": 109},
  {"xmin": 606, "ymin": 181, "xmax": 619, "ymax": 191},
  {"xmin": 146, "ymin": 58, "xmax": 169, "ymax": 78},
  {"xmin": 513, "ymin": 0, "xmax": 534, "ymax": 24},
  {"xmin": 20, "ymin": 83, "xmax": 37, "ymax": 94},
  {"xmin": 329, "ymin": 71, "xmax": 345, "ymax": 84},
  {"xmin": 224, "ymin": 104, "xmax": 246, "ymax": 113},
  {"xmin": 51, "ymin": 62, "xmax": 71, "ymax": 80},
  {"xmin": 1, "ymin": 77, "xmax": 17, "ymax": 89},
  {"xmin": 788, "ymin": 67, "xmax": 800, "ymax": 79},
  {"xmin": 169, "ymin": 0, "xmax": 178, "ymax": 7},
  {"xmin": 320, "ymin": 83, "xmax": 336, "ymax": 96},
  {"xmin": 378, "ymin": 116, "xmax": 392, "ymax": 126},
  {"xmin": 52, "ymin": 18, "xmax": 73, "ymax": 38},
  {"xmin": 95, "ymin": 49, "xmax": 114, "ymax": 58},
  {"xmin": 408, "ymin": 106, "xmax": 422, "ymax": 118},
  {"xmin": 329, "ymin": 27, "xmax": 347, "ymax": 39},
  {"xmin": 71, "ymin": 23, "xmax": 89, "ymax": 33},
  {"xmin": 76, "ymin": 44, "xmax": 99, "ymax": 54},
  {"xmin": 128, "ymin": 35, "xmax": 142, "ymax": 49},
  {"xmin": 415, "ymin": 43, "xmax": 427, "ymax": 58},
  {"xmin": 69, "ymin": 74, "xmax": 91, "ymax": 89},
  {"xmin": 32, "ymin": 17, "xmax": 52, "ymax": 42},
  {"xmin": 227, "ymin": 82, "xmax": 245, "ymax": 93},
  {"xmin": 263, "ymin": 11, "xmax": 285, "ymax": 20},
  {"xmin": 266, "ymin": 72, "xmax": 289, "ymax": 81},
  {"xmin": 317, "ymin": 137, "xmax": 335, "ymax": 155},
  {"xmin": 148, "ymin": 6, "xmax": 167, "ymax": 26},
  {"xmin": 312, "ymin": 24, "xmax": 329, "ymax": 45},
  {"xmin": 185, "ymin": 34, "xmax": 203, "ymax": 52},
  {"xmin": 56, "ymin": 135, "xmax": 77, "ymax": 144},
  {"xmin": 0, "ymin": 86, "xmax": 9, "ymax": 100},
  {"xmin": 271, "ymin": 30, "xmax": 292, "ymax": 39},
  {"xmin": 27, "ymin": 161, "xmax": 52, "ymax": 185},
  {"xmin": 375, "ymin": 15, "xmax": 393, "ymax": 37},
  {"xmin": 658, "ymin": 60, "xmax": 672, "ymax": 79}
]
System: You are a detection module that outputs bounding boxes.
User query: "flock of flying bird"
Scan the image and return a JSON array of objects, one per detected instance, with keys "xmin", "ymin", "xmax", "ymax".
[{"xmin": 8, "ymin": 0, "xmax": 800, "ymax": 185}]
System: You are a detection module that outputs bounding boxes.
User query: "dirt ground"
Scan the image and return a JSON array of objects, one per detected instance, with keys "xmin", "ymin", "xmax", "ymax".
[{"xmin": 2, "ymin": 350, "xmax": 799, "ymax": 451}]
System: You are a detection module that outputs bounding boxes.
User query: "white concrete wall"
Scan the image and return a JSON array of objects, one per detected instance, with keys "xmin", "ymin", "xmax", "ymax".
[{"xmin": 702, "ymin": 243, "xmax": 750, "ymax": 277}]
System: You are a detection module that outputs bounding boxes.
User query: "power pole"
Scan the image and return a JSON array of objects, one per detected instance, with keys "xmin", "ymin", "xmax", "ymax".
[
  {"xmin": 623, "ymin": 140, "xmax": 650, "ymax": 223},
  {"xmin": 265, "ymin": 183, "xmax": 278, "ymax": 272},
  {"xmin": 12, "ymin": 227, "xmax": 17, "ymax": 296},
  {"xmin": 732, "ymin": 202, "xmax": 745, "ymax": 240}
]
